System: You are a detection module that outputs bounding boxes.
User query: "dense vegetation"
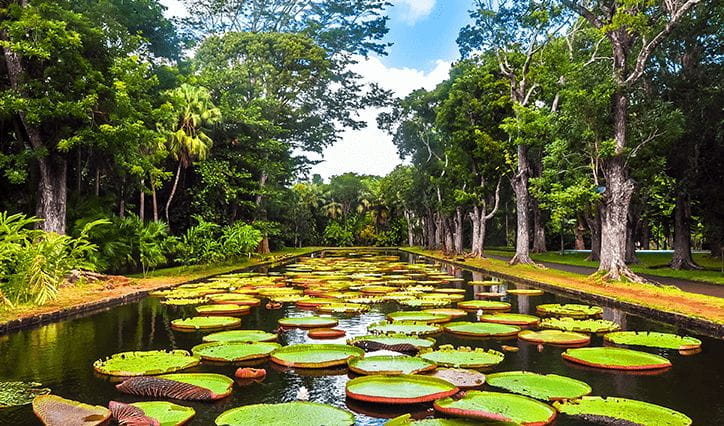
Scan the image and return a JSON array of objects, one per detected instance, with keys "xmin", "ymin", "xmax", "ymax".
[{"xmin": 0, "ymin": 0, "xmax": 721, "ymax": 305}]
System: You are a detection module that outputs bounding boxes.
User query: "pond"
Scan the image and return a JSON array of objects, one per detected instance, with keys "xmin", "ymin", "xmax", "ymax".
[{"xmin": 0, "ymin": 250, "xmax": 721, "ymax": 425}]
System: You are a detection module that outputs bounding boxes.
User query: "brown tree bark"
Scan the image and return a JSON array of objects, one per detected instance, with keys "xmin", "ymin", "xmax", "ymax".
[
  {"xmin": 531, "ymin": 159, "xmax": 546, "ymax": 253},
  {"xmin": 510, "ymin": 145, "xmax": 535, "ymax": 265},
  {"xmin": 453, "ymin": 207, "xmax": 464, "ymax": 254},
  {"xmin": 574, "ymin": 214, "xmax": 586, "ymax": 250},
  {"xmin": 404, "ymin": 210, "xmax": 415, "ymax": 246},
  {"xmin": 670, "ymin": 189, "xmax": 701, "ymax": 269}
]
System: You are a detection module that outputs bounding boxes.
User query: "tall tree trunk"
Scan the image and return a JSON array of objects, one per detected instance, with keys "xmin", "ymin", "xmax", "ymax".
[
  {"xmin": 165, "ymin": 161, "xmax": 182, "ymax": 229},
  {"xmin": 139, "ymin": 179, "xmax": 145, "ymax": 222},
  {"xmin": 151, "ymin": 183, "xmax": 159, "ymax": 222},
  {"xmin": 453, "ymin": 207, "xmax": 464, "ymax": 254},
  {"xmin": 574, "ymin": 214, "xmax": 586, "ymax": 250},
  {"xmin": 255, "ymin": 172, "xmax": 270, "ymax": 254},
  {"xmin": 36, "ymin": 155, "xmax": 68, "ymax": 234},
  {"xmin": 531, "ymin": 159, "xmax": 546, "ymax": 253},
  {"xmin": 444, "ymin": 216, "xmax": 454, "ymax": 254},
  {"xmin": 670, "ymin": 188, "xmax": 701, "ymax": 269},
  {"xmin": 404, "ymin": 210, "xmax": 415, "ymax": 247},
  {"xmin": 584, "ymin": 205, "xmax": 601, "ymax": 261},
  {"xmin": 469, "ymin": 206, "xmax": 482, "ymax": 256},
  {"xmin": 434, "ymin": 212, "xmax": 443, "ymax": 250},
  {"xmin": 510, "ymin": 145, "xmax": 535, "ymax": 264}
]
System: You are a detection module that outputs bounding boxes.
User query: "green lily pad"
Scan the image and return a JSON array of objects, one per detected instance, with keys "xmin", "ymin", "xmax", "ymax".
[
  {"xmin": 486, "ymin": 371, "xmax": 592, "ymax": 401},
  {"xmin": 93, "ymin": 350, "xmax": 201, "ymax": 376},
  {"xmin": 385, "ymin": 414, "xmax": 488, "ymax": 425},
  {"xmin": 161, "ymin": 297, "xmax": 208, "ymax": 306},
  {"xmin": 478, "ymin": 313, "xmax": 540, "ymax": 326},
  {"xmin": 562, "ymin": 347, "xmax": 672, "ymax": 370},
  {"xmin": 348, "ymin": 334, "xmax": 436, "ymax": 351},
  {"xmin": 348, "ymin": 355, "xmax": 437, "ymax": 375},
  {"xmin": 539, "ymin": 317, "xmax": 620, "ymax": 333},
  {"xmin": 202, "ymin": 330, "xmax": 277, "ymax": 343},
  {"xmin": 444, "ymin": 321, "xmax": 521, "ymax": 338},
  {"xmin": 346, "ymin": 374, "xmax": 458, "ymax": 404},
  {"xmin": 171, "ymin": 316, "xmax": 241, "ymax": 331},
  {"xmin": 158, "ymin": 373, "xmax": 234, "ymax": 398},
  {"xmin": 132, "ymin": 401, "xmax": 195, "ymax": 426},
  {"xmin": 195, "ymin": 304, "xmax": 250, "ymax": 315},
  {"xmin": 554, "ymin": 396, "xmax": 692, "ymax": 425},
  {"xmin": 0, "ymin": 382, "xmax": 50, "ymax": 408},
  {"xmin": 603, "ymin": 331, "xmax": 702, "ymax": 350},
  {"xmin": 387, "ymin": 311, "xmax": 452, "ymax": 323},
  {"xmin": 457, "ymin": 300, "xmax": 511, "ymax": 311},
  {"xmin": 278, "ymin": 316, "xmax": 339, "ymax": 328},
  {"xmin": 215, "ymin": 401, "xmax": 355, "ymax": 426},
  {"xmin": 420, "ymin": 345, "xmax": 504, "ymax": 368},
  {"xmin": 536, "ymin": 304, "xmax": 602, "ymax": 318},
  {"xmin": 33, "ymin": 394, "xmax": 111, "ymax": 426},
  {"xmin": 518, "ymin": 329, "xmax": 590, "ymax": 346},
  {"xmin": 117, "ymin": 373, "xmax": 233, "ymax": 400},
  {"xmin": 316, "ymin": 303, "xmax": 368, "ymax": 313},
  {"xmin": 270, "ymin": 344, "xmax": 364, "ymax": 368},
  {"xmin": 434, "ymin": 391, "xmax": 556, "ymax": 425},
  {"xmin": 368, "ymin": 321, "xmax": 442, "ymax": 336},
  {"xmin": 399, "ymin": 298, "xmax": 453, "ymax": 308},
  {"xmin": 191, "ymin": 342, "xmax": 281, "ymax": 362},
  {"xmin": 423, "ymin": 308, "xmax": 467, "ymax": 319},
  {"xmin": 506, "ymin": 289, "xmax": 544, "ymax": 296}
]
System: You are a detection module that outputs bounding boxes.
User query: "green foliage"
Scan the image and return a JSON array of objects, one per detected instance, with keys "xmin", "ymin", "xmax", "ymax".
[
  {"xmin": 323, "ymin": 221, "xmax": 354, "ymax": 247},
  {"xmin": 175, "ymin": 216, "xmax": 262, "ymax": 265}
]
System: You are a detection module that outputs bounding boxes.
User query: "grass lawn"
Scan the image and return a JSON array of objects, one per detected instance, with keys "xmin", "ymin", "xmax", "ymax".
[{"xmin": 485, "ymin": 249, "xmax": 724, "ymax": 285}]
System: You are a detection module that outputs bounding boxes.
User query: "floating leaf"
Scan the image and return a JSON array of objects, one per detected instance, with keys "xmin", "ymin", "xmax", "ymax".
[
  {"xmin": 444, "ymin": 321, "xmax": 521, "ymax": 338},
  {"xmin": 191, "ymin": 342, "xmax": 280, "ymax": 362},
  {"xmin": 420, "ymin": 345, "xmax": 504, "ymax": 368},
  {"xmin": 387, "ymin": 311, "xmax": 452, "ymax": 323},
  {"xmin": 554, "ymin": 396, "xmax": 692, "ymax": 425},
  {"xmin": 170, "ymin": 316, "xmax": 241, "ymax": 331},
  {"xmin": 346, "ymin": 374, "xmax": 458, "ymax": 404},
  {"xmin": 518, "ymin": 329, "xmax": 590, "ymax": 346},
  {"xmin": 348, "ymin": 355, "xmax": 437, "ymax": 375},
  {"xmin": 348, "ymin": 334, "xmax": 436, "ymax": 352},
  {"xmin": 457, "ymin": 300, "xmax": 511, "ymax": 311},
  {"xmin": 93, "ymin": 350, "xmax": 200, "ymax": 376},
  {"xmin": 478, "ymin": 313, "xmax": 540, "ymax": 326},
  {"xmin": 131, "ymin": 401, "xmax": 195, "ymax": 426},
  {"xmin": 0, "ymin": 382, "xmax": 50, "ymax": 408},
  {"xmin": 367, "ymin": 321, "xmax": 442, "ymax": 336},
  {"xmin": 434, "ymin": 391, "xmax": 556, "ymax": 425},
  {"xmin": 33, "ymin": 395, "xmax": 111, "ymax": 426},
  {"xmin": 116, "ymin": 373, "xmax": 233, "ymax": 400},
  {"xmin": 539, "ymin": 317, "xmax": 620, "ymax": 333},
  {"xmin": 562, "ymin": 347, "xmax": 671, "ymax": 370},
  {"xmin": 536, "ymin": 304, "xmax": 602, "ymax": 318},
  {"xmin": 603, "ymin": 331, "xmax": 702, "ymax": 350},
  {"xmin": 215, "ymin": 401, "xmax": 354, "ymax": 426},
  {"xmin": 426, "ymin": 368, "xmax": 486, "ymax": 389},
  {"xmin": 202, "ymin": 330, "xmax": 277, "ymax": 343},
  {"xmin": 486, "ymin": 371, "xmax": 592, "ymax": 401},
  {"xmin": 278, "ymin": 316, "xmax": 338, "ymax": 328},
  {"xmin": 270, "ymin": 344, "xmax": 364, "ymax": 368}
]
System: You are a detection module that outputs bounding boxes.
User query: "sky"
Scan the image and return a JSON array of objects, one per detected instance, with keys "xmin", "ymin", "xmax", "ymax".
[{"xmin": 159, "ymin": 0, "xmax": 472, "ymax": 181}]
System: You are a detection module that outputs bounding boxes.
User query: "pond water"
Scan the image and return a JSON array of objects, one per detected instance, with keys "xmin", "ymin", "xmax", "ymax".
[{"xmin": 0, "ymin": 250, "xmax": 722, "ymax": 425}]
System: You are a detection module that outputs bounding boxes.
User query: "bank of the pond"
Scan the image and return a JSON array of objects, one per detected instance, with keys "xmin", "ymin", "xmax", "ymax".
[
  {"xmin": 402, "ymin": 247, "xmax": 724, "ymax": 337},
  {"xmin": 0, "ymin": 247, "xmax": 319, "ymax": 334}
]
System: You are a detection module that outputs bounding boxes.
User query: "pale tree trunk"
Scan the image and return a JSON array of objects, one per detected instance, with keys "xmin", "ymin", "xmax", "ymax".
[
  {"xmin": 255, "ymin": 172, "xmax": 270, "ymax": 254},
  {"xmin": 453, "ymin": 207, "xmax": 464, "ymax": 254},
  {"xmin": 444, "ymin": 216, "xmax": 454, "ymax": 254},
  {"xmin": 151, "ymin": 183, "xmax": 159, "ymax": 222},
  {"xmin": 404, "ymin": 210, "xmax": 415, "ymax": 246},
  {"xmin": 139, "ymin": 179, "xmax": 145, "ymax": 222},
  {"xmin": 164, "ymin": 161, "xmax": 183, "ymax": 228},
  {"xmin": 469, "ymin": 206, "xmax": 482, "ymax": 256},
  {"xmin": 574, "ymin": 214, "xmax": 586, "ymax": 250},
  {"xmin": 531, "ymin": 160, "xmax": 546, "ymax": 253},
  {"xmin": 670, "ymin": 188, "xmax": 701, "ymax": 269},
  {"xmin": 434, "ymin": 212, "xmax": 443, "ymax": 250},
  {"xmin": 510, "ymin": 145, "xmax": 535, "ymax": 264},
  {"xmin": 584, "ymin": 205, "xmax": 601, "ymax": 261},
  {"xmin": 625, "ymin": 204, "xmax": 639, "ymax": 264},
  {"xmin": 469, "ymin": 179, "xmax": 501, "ymax": 257}
]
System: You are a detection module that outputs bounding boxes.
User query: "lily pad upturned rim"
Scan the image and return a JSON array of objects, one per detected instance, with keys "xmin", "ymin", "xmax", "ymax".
[
  {"xmin": 506, "ymin": 289, "xmax": 545, "ymax": 296},
  {"xmin": 553, "ymin": 396, "xmax": 692, "ymax": 426},
  {"xmin": 202, "ymin": 329, "xmax": 277, "ymax": 343},
  {"xmin": 444, "ymin": 321, "xmax": 521, "ymax": 338},
  {"xmin": 32, "ymin": 394, "xmax": 111, "ymax": 426},
  {"xmin": 536, "ymin": 304, "xmax": 603, "ymax": 319},
  {"xmin": 479, "ymin": 313, "xmax": 540, "ymax": 326},
  {"xmin": 347, "ymin": 355, "xmax": 437, "ymax": 375},
  {"xmin": 346, "ymin": 374, "xmax": 459, "ymax": 404},
  {"xmin": 170, "ymin": 316, "xmax": 242, "ymax": 331},
  {"xmin": 562, "ymin": 347, "xmax": 672, "ymax": 370},
  {"xmin": 367, "ymin": 321, "xmax": 442, "ymax": 336},
  {"xmin": 156, "ymin": 373, "xmax": 234, "ymax": 399},
  {"xmin": 131, "ymin": 401, "xmax": 196, "ymax": 425},
  {"xmin": 486, "ymin": 371, "xmax": 592, "ymax": 401},
  {"xmin": 518, "ymin": 329, "xmax": 591, "ymax": 346},
  {"xmin": 93, "ymin": 350, "xmax": 201, "ymax": 376},
  {"xmin": 539, "ymin": 317, "xmax": 620, "ymax": 333},
  {"xmin": 0, "ymin": 381, "xmax": 50, "ymax": 408},
  {"xmin": 434, "ymin": 390, "xmax": 557, "ymax": 425},
  {"xmin": 347, "ymin": 334, "xmax": 437, "ymax": 349},
  {"xmin": 603, "ymin": 331, "xmax": 702, "ymax": 350},
  {"xmin": 191, "ymin": 341, "xmax": 281, "ymax": 362},
  {"xmin": 456, "ymin": 300, "xmax": 512, "ymax": 312},
  {"xmin": 420, "ymin": 345, "xmax": 505, "ymax": 368},
  {"xmin": 278, "ymin": 316, "xmax": 339, "ymax": 328},
  {"xmin": 270, "ymin": 343, "xmax": 364, "ymax": 368},
  {"xmin": 387, "ymin": 311, "xmax": 453, "ymax": 324},
  {"xmin": 215, "ymin": 401, "xmax": 355, "ymax": 426}
]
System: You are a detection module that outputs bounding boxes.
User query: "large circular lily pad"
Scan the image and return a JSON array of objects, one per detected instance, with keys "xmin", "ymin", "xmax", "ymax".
[
  {"xmin": 195, "ymin": 304, "xmax": 251, "ymax": 316},
  {"xmin": 486, "ymin": 371, "xmax": 592, "ymax": 401},
  {"xmin": 444, "ymin": 321, "xmax": 520, "ymax": 338},
  {"xmin": 434, "ymin": 391, "xmax": 556, "ymax": 425},
  {"xmin": 387, "ymin": 311, "xmax": 452, "ymax": 323},
  {"xmin": 191, "ymin": 342, "xmax": 281, "ymax": 362},
  {"xmin": 562, "ymin": 347, "xmax": 672, "ymax": 370},
  {"xmin": 457, "ymin": 300, "xmax": 511, "ymax": 312},
  {"xmin": 0, "ymin": 382, "xmax": 50, "ymax": 408},
  {"xmin": 536, "ymin": 304, "xmax": 602, "ymax": 318},
  {"xmin": 385, "ymin": 414, "xmax": 485, "ymax": 425},
  {"xmin": 116, "ymin": 373, "xmax": 233, "ymax": 400},
  {"xmin": 171, "ymin": 316, "xmax": 241, "ymax": 331},
  {"xmin": 93, "ymin": 350, "xmax": 201, "ymax": 376},
  {"xmin": 33, "ymin": 394, "xmax": 111, "ymax": 426},
  {"xmin": 506, "ymin": 289, "xmax": 544, "ymax": 296},
  {"xmin": 423, "ymin": 308, "xmax": 467, "ymax": 319},
  {"xmin": 202, "ymin": 330, "xmax": 277, "ymax": 343},
  {"xmin": 420, "ymin": 345, "xmax": 504, "ymax": 368},
  {"xmin": 553, "ymin": 396, "xmax": 692, "ymax": 425},
  {"xmin": 215, "ymin": 401, "xmax": 355, "ymax": 426},
  {"xmin": 270, "ymin": 344, "xmax": 364, "ymax": 368},
  {"xmin": 348, "ymin": 334, "xmax": 436, "ymax": 352},
  {"xmin": 518, "ymin": 329, "xmax": 590, "ymax": 346},
  {"xmin": 132, "ymin": 401, "xmax": 195, "ymax": 425},
  {"xmin": 479, "ymin": 313, "xmax": 540, "ymax": 326},
  {"xmin": 603, "ymin": 331, "xmax": 702, "ymax": 350},
  {"xmin": 426, "ymin": 368, "xmax": 486, "ymax": 389},
  {"xmin": 316, "ymin": 303, "xmax": 368, "ymax": 314},
  {"xmin": 368, "ymin": 321, "xmax": 442, "ymax": 336},
  {"xmin": 540, "ymin": 317, "xmax": 620, "ymax": 333},
  {"xmin": 348, "ymin": 355, "xmax": 437, "ymax": 375},
  {"xmin": 278, "ymin": 316, "xmax": 338, "ymax": 328},
  {"xmin": 346, "ymin": 374, "xmax": 458, "ymax": 404}
]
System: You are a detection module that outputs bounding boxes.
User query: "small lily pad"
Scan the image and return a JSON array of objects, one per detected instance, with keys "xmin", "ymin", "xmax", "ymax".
[
  {"xmin": 420, "ymin": 345, "xmax": 504, "ymax": 368},
  {"xmin": 457, "ymin": 300, "xmax": 511, "ymax": 311},
  {"xmin": 562, "ymin": 347, "xmax": 671, "ymax": 370},
  {"xmin": 554, "ymin": 396, "xmax": 692, "ymax": 425},
  {"xmin": 348, "ymin": 355, "xmax": 437, "ymax": 375},
  {"xmin": 93, "ymin": 350, "xmax": 201, "ymax": 376},
  {"xmin": 132, "ymin": 401, "xmax": 195, "ymax": 426},
  {"xmin": 270, "ymin": 344, "xmax": 364, "ymax": 368},
  {"xmin": 444, "ymin": 321, "xmax": 521, "ymax": 338},
  {"xmin": 540, "ymin": 317, "xmax": 620, "ymax": 333},
  {"xmin": 278, "ymin": 316, "xmax": 338, "ymax": 328},
  {"xmin": 518, "ymin": 329, "xmax": 590, "ymax": 346},
  {"xmin": 171, "ymin": 316, "xmax": 241, "ymax": 331},
  {"xmin": 215, "ymin": 401, "xmax": 355, "ymax": 425},
  {"xmin": 202, "ymin": 330, "xmax": 277, "ymax": 343},
  {"xmin": 368, "ymin": 321, "xmax": 442, "ymax": 336},
  {"xmin": 434, "ymin": 391, "xmax": 556, "ymax": 425},
  {"xmin": 0, "ymin": 382, "xmax": 50, "ymax": 408},
  {"xmin": 346, "ymin": 374, "xmax": 458, "ymax": 404},
  {"xmin": 536, "ymin": 304, "xmax": 602, "ymax": 318},
  {"xmin": 486, "ymin": 371, "xmax": 592, "ymax": 401},
  {"xmin": 191, "ymin": 342, "xmax": 281, "ymax": 362},
  {"xmin": 603, "ymin": 331, "xmax": 702, "ymax": 350},
  {"xmin": 506, "ymin": 289, "xmax": 544, "ymax": 296}
]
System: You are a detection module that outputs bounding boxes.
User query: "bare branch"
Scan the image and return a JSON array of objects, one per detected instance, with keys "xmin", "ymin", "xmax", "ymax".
[
  {"xmin": 484, "ymin": 177, "xmax": 503, "ymax": 220},
  {"xmin": 561, "ymin": 0, "xmax": 604, "ymax": 28}
]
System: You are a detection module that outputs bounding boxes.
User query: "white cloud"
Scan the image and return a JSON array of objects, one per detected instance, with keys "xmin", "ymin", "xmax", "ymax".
[
  {"xmin": 159, "ymin": 0, "xmax": 188, "ymax": 18},
  {"xmin": 395, "ymin": 0, "xmax": 436, "ymax": 25},
  {"xmin": 307, "ymin": 56, "xmax": 451, "ymax": 180}
]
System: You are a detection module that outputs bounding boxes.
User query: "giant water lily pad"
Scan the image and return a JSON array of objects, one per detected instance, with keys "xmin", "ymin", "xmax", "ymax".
[
  {"xmin": 111, "ymin": 401, "xmax": 195, "ymax": 426},
  {"xmin": 518, "ymin": 329, "xmax": 590, "ymax": 346},
  {"xmin": 368, "ymin": 321, "xmax": 442, "ymax": 336},
  {"xmin": 444, "ymin": 321, "xmax": 521, "ymax": 338},
  {"xmin": 604, "ymin": 331, "xmax": 702, "ymax": 350},
  {"xmin": 33, "ymin": 395, "xmax": 111, "ymax": 426},
  {"xmin": 423, "ymin": 308, "xmax": 467, "ymax": 319},
  {"xmin": 93, "ymin": 350, "xmax": 201, "ymax": 376},
  {"xmin": 215, "ymin": 401, "xmax": 355, "ymax": 426},
  {"xmin": 387, "ymin": 311, "xmax": 452, "ymax": 323},
  {"xmin": 171, "ymin": 316, "xmax": 241, "ymax": 331},
  {"xmin": 562, "ymin": 347, "xmax": 671, "ymax": 370},
  {"xmin": 553, "ymin": 396, "xmax": 692, "ymax": 425},
  {"xmin": 270, "ymin": 344, "xmax": 364, "ymax": 368},
  {"xmin": 540, "ymin": 317, "xmax": 620, "ymax": 333},
  {"xmin": 536, "ymin": 304, "xmax": 602, "ymax": 318},
  {"xmin": 426, "ymin": 368, "xmax": 486, "ymax": 389},
  {"xmin": 195, "ymin": 304, "xmax": 250, "ymax": 316},
  {"xmin": 486, "ymin": 371, "xmax": 592, "ymax": 401},
  {"xmin": 116, "ymin": 373, "xmax": 233, "ymax": 400},
  {"xmin": 316, "ymin": 303, "xmax": 368, "ymax": 313},
  {"xmin": 0, "ymin": 382, "xmax": 50, "ymax": 408},
  {"xmin": 479, "ymin": 313, "xmax": 540, "ymax": 326},
  {"xmin": 506, "ymin": 289, "xmax": 544, "ymax": 296},
  {"xmin": 385, "ymin": 414, "xmax": 487, "ymax": 425},
  {"xmin": 203, "ymin": 330, "xmax": 277, "ymax": 343},
  {"xmin": 192, "ymin": 342, "xmax": 281, "ymax": 362},
  {"xmin": 278, "ymin": 316, "xmax": 338, "ymax": 328},
  {"xmin": 348, "ymin": 355, "xmax": 437, "ymax": 375},
  {"xmin": 457, "ymin": 300, "xmax": 511, "ymax": 312},
  {"xmin": 346, "ymin": 374, "xmax": 458, "ymax": 404},
  {"xmin": 434, "ymin": 391, "xmax": 556, "ymax": 425},
  {"xmin": 348, "ymin": 334, "xmax": 436, "ymax": 352},
  {"xmin": 420, "ymin": 345, "xmax": 504, "ymax": 368}
]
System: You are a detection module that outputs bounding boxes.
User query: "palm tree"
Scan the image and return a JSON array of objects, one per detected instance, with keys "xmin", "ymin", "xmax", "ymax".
[
  {"xmin": 322, "ymin": 202, "xmax": 343, "ymax": 220},
  {"xmin": 161, "ymin": 84, "xmax": 221, "ymax": 226}
]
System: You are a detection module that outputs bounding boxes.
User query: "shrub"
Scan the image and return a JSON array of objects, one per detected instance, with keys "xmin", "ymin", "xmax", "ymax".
[
  {"xmin": 176, "ymin": 216, "xmax": 262, "ymax": 265},
  {"xmin": 323, "ymin": 221, "xmax": 354, "ymax": 247}
]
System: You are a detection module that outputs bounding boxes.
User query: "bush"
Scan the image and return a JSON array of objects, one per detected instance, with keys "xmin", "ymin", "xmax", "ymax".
[
  {"xmin": 323, "ymin": 221, "xmax": 354, "ymax": 247},
  {"xmin": 176, "ymin": 216, "xmax": 262, "ymax": 265}
]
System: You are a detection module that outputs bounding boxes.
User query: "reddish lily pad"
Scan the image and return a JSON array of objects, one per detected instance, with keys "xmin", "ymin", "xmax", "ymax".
[
  {"xmin": 426, "ymin": 368, "xmax": 486, "ymax": 389},
  {"xmin": 33, "ymin": 395, "xmax": 111, "ymax": 426},
  {"xmin": 346, "ymin": 374, "xmax": 458, "ymax": 404},
  {"xmin": 116, "ymin": 373, "xmax": 234, "ymax": 400},
  {"xmin": 308, "ymin": 328, "xmax": 346, "ymax": 339}
]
